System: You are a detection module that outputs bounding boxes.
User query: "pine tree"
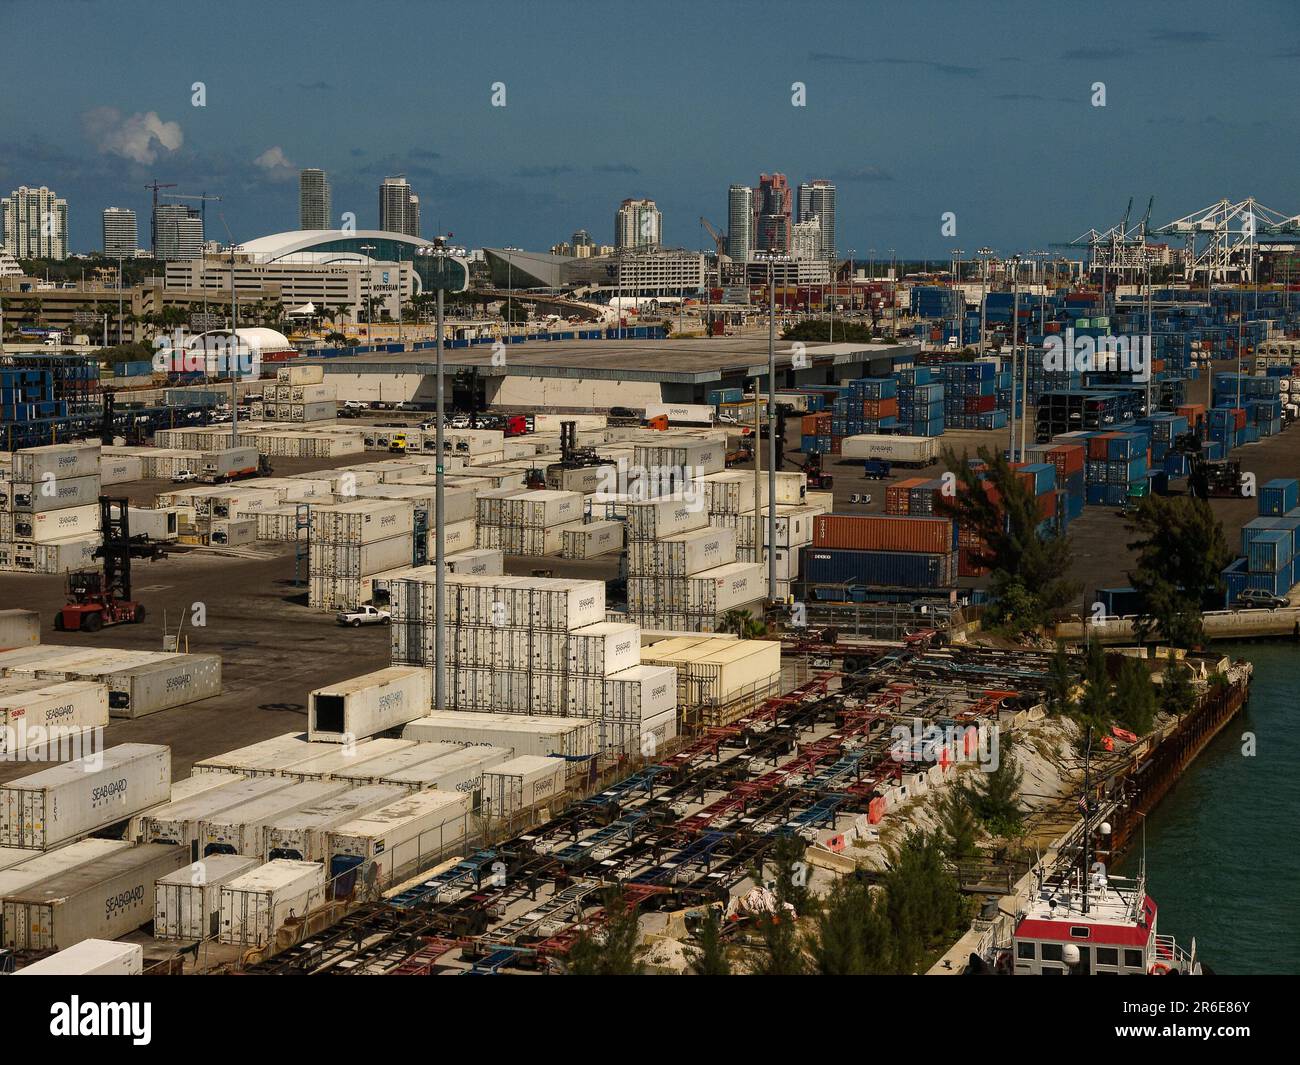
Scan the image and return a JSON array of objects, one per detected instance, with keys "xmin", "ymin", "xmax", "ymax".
[
  {"xmin": 1160, "ymin": 660, "xmax": 1198, "ymax": 718},
  {"xmin": 958, "ymin": 739, "xmax": 1025, "ymax": 838},
  {"xmin": 1045, "ymin": 640, "xmax": 1077, "ymax": 716},
  {"xmin": 1112, "ymin": 656, "xmax": 1158, "ymax": 734},
  {"xmin": 564, "ymin": 889, "xmax": 646, "ymax": 975},
  {"xmin": 687, "ymin": 907, "xmax": 731, "ymax": 976},
  {"xmin": 1074, "ymin": 637, "xmax": 1114, "ymax": 729},
  {"xmin": 936, "ymin": 788, "xmax": 980, "ymax": 861},
  {"xmin": 882, "ymin": 831, "xmax": 969, "ymax": 972}
]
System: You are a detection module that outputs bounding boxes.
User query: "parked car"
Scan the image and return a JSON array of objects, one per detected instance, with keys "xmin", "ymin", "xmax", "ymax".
[
  {"xmin": 1235, "ymin": 589, "xmax": 1289, "ymax": 610},
  {"xmin": 172, "ymin": 469, "xmax": 198, "ymax": 483},
  {"xmin": 336, "ymin": 604, "xmax": 391, "ymax": 627},
  {"xmin": 610, "ymin": 406, "xmax": 638, "ymax": 419},
  {"xmin": 342, "ymin": 399, "xmax": 366, "ymax": 410}
]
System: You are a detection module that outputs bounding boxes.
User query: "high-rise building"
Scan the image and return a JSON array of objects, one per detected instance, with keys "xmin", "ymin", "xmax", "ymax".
[
  {"xmin": 754, "ymin": 173, "xmax": 792, "ymax": 254},
  {"xmin": 2, "ymin": 185, "xmax": 69, "ymax": 260},
  {"xmin": 299, "ymin": 169, "xmax": 331, "ymax": 230},
  {"xmin": 792, "ymin": 218, "xmax": 822, "ymax": 263},
  {"xmin": 102, "ymin": 207, "xmax": 138, "ymax": 258},
  {"xmin": 798, "ymin": 179, "xmax": 837, "ymax": 262},
  {"xmin": 154, "ymin": 204, "xmax": 204, "ymax": 261},
  {"xmin": 614, "ymin": 198, "xmax": 661, "ymax": 251},
  {"xmin": 379, "ymin": 176, "xmax": 421, "ymax": 237},
  {"xmin": 727, "ymin": 184, "xmax": 753, "ymax": 262}
]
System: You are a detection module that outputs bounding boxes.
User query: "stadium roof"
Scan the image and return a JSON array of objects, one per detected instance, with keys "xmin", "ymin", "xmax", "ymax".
[{"xmin": 236, "ymin": 229, "xmax": 433, "ymax": 264}]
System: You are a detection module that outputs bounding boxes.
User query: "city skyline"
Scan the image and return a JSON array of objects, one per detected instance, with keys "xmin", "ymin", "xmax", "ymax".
[{"xmin": 1, "ymin": 0, "xmax": 1298, "ymax": 258}]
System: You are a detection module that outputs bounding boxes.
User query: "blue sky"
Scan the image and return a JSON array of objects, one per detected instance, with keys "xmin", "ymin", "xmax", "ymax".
[{"xmin": 3, "ymin": 0, "xmax": 1298, "ymax": 258}]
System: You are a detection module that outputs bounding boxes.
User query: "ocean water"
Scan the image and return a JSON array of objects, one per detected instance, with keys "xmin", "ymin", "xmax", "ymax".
[{"xmin": 1116, "ymin": 642, "xmax": 1300, "ymax": 975}]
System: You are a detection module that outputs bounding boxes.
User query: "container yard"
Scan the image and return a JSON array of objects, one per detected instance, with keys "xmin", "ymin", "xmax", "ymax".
[{"xmin": 0, "ymin": 10, "xmax": 1294, "ymax": 1038}]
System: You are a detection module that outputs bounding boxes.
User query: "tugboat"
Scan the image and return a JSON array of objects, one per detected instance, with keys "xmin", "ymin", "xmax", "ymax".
[{"xmin": 976, "ymin": 728, "xmax": 1203, "ymax": 975}]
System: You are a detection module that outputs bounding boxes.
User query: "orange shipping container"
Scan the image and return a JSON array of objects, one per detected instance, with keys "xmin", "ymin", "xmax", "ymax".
[
  {"xmin": 813, "ymin": 513, "xmax": 954, "ymax": 553},
  {"xmin": 862, "ymin": 398, "xmax": 899, "ymax": 419},
  {"xmin": 1087, "ymin": 432, "xmax": 1117, "ymax": 460}
]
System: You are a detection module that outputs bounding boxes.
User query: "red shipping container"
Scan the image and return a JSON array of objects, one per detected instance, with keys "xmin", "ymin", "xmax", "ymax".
[
  {"xmin": 801, "ymin": 414, "xmax": 819, "ymax": 435},
  {"xmin": 862, "ymin": 397, "xmax": 899, "ymax": 419},
  {"xmin": 957, "ymin": 545, "xmax": 989, "ymax": 577},
  {"xmin": 1047, "ymin": 443, "xmax": 1085, "ymax": 476},
  {"xmin": 885, "ymin": 477, "xmax": 929, "ymax": 515},
  {"xmin": 964, "ymin": 394, "xmax": 995, "ymax": 413},
  {"xmin": 813, "ymin": 514, "xmax": 954, "ymax": 553},
  {"xmin": 1087, "ymin": 432, "xmax": 1116, "ymax": 460}
]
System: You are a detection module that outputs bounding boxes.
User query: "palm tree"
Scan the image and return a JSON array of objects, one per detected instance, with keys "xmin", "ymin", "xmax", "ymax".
[{"xmin": 719, "ymin": 609, "xmax": 768, "ymax": 639}]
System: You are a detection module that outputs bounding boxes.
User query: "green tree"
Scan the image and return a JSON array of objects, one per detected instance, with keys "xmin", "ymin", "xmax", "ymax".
[
  {"xmin": 718, "ymin": 608, "xmax": 768, "ymax": 639},
  {"xmin": 935, "ymin": 788, "xmax": 980, "ymax": 861},
  {"xmin": 1112, "ymin": 656, "xmax": 1158, "ymax": 734},
  {"xmin": 809, "ymin": 875, "xmax": 894, "ymax": 974},
  {"xmin": 1044, "ymin": 641, "xmax": 1077, "ymax": 717},
  {"xmin": 1160, "ymin": 660, "xmax": 1198, "ymax": 718},
  {"xmin": 1126, "ymin": 495, "xmax": 1231, "ymax": 647},
  {"xmin": 882, "ymin": 831, "xmax": 969, "ymax": 973},
  {"xmin": 1074, "ymin": 638, "xmax": 1113, "ymax": 729},
  {"xmin": 936, "ymin": 446, "xmax": 1081, "ymax": 634},
  {"xmin": 957, "ymin": 739, "xmax": 1025, "ymax": 838},
  {"xmin": 564, "ymin": 889, "xmax": 646, "ymax": 975},
  {"xmin": 686, "ymin": 907, "xmax": 731, "ymax": 976}
]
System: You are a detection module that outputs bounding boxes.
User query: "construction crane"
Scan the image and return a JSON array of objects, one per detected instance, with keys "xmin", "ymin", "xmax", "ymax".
[
  {"xmin": 1053, "ymin": 197, "xmax": 1156, "ymax": 277},
  {"xmin": 143, "ymin": 180, "xmax": 178, "ymax": 256},
  {"xmin": 1153, "ymin": 197, "xmax": 1291, "ymax": 285},
  {"xmin": 699, "ymin": 217, "xmax": 729, "ymax": 259},
  {"xmin": 162, "ymin": 191, "xmax": 223, "ymax": 228}
]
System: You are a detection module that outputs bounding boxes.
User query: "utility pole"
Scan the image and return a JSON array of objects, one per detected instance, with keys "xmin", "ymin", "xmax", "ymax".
[
  {"xmin": 435, "ymin": 284, "xmax": 445, "ymax": 710},
  {"xmin": 229, "ymin": 238, "xmax": 239, "ymax": 447},
  {"xmin": 977, "ymin": 248, "xmax": 993, "ymax": 354},
  {"xmin": 768, "ymin": 259, "xmax": 777, "ymax": 600},
  {"xmin": 1010, "ymin": 255, "xmax": 1021, "ymax": 460}
]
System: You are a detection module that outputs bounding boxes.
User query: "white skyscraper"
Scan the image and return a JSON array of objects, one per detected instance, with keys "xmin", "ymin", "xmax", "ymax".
[
  {"xmin": 154, "ymin": 204, "xmax": 204, "ymax": 261},
  {"xmin": 2, "ymin": 185, "xmax": 69, "ymax": 260},
  {"xmin": 299, "ymin": 169, "xmax": 331, "ymax": 230},
  {"xmin": 792, "ymin": 217, "xmax": 822, "ymax": 262},
  {"xmin": 379, "ymin": 176, "xmax": 421, "ymax": 237},
  {"xmin": 615, "ymin": 198, "xmax": 661, "ymax": 251},
  {"xmin": 102, "ymin": 207, "xmax": 138, "ymax": 257},
  {"xmin": 727, "ymin": 184, "xmax": 753, "ymax": 262},
  {"xmin": 797, "ymin": 180, "xmax": 837, "ymax": 262}
]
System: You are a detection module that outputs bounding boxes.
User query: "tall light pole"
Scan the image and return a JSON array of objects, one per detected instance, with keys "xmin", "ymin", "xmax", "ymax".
[
  {"xmin": 1010, "ymin": 254, "xmax": 1022, "ymax": 460},
  {"xmin": 416, "ymin": 242, "xmax": 468, "ymax": 712},
  {"xmin": 755, "ymin": 250, "xmax": 790, "ymax": 601},
  {"xmin": 977, "ymin": 247, "xmax": 994, "ymax": 354},
  {"xmin": 359, "ymin": 243, "xmax": 376, "ymax": 341}
]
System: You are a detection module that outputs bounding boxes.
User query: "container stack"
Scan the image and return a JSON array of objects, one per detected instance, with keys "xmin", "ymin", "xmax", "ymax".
[
  {"xmin": 802, "ymin": 513, "xmax": 958, "ymax": 592},
  {"xmin": 639, "ymin": 635, "xmax": 781, "ymax": 729},
  {"xmin": 0, "ymin": 442, "xmax": 102, "ymax": 573},
  {"xmin": 937, "ymin": 362, "xmax": 1003, "ymax": 430},
  {"xmin": 624, "ymin": 494, "xmax": 767, "ymax": 632},
  {"xmin": 832, "ymin": 377, "xmax": 900, "ymax": 438},
  {"xmin": 265, "ymin": 364, "xmax": 337, "ymax": 422},
  {"xmin": 894, "ymin": 366, "xmax": 946, "ymax": 436},
  {"xmin": 1224, "ymin": 481, "xmax": 1300, "ymax": 602},
  {"xmin": 307, "ymin": 499, "xmax": 416, "ymax": 611},
  {"xmin": 388, "ymin": 573, "xmax": 677, "ymax": 754},
  {"xmin": 1083, "ymin": 431, "xmax": 1149, "ymax": 508}
]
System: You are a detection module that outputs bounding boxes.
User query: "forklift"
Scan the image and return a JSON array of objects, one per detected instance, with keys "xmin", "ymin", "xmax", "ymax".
[
  {"xmin": 802, "ymin": 451, "xmax": 834, "ymax": 490},
  {"xmin": 1173, "ymin": 431, "xmax": 1248, "ymax": 499},
  {"xmin": 543, "ymin": 421, "xmax": 605, "ymax": 489},
  {"xmin": 53, "ymin": 498, "xmax": 149, "ymax": 632}
]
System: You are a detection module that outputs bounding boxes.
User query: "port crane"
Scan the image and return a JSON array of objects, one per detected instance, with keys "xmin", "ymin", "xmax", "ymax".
[
  {"xmin": 1054, "ymin": 197, "xmax": 1157, "ymax": 277},
  {"xmin": 1153, "ymin": 197, "xmax": 1291, "ymax": 285}
]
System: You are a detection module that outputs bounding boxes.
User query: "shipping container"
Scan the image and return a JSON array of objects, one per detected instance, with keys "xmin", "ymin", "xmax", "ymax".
[
  {"xmin": 9, "ymin": 474, "xmax": 101, "ymax": 513},
  {"xmin": 401, "ymin": 712, "xmax": 597, "ymax": 759},
  {"xmin": 308, "ymin": 499, "xmax": 415, "ymax": 544},
  {"xmin": 600, "ymin": 706, "xmax": 678, "ymax": 755},
  {"xmin": 0, "ymin": 840, "xmax": 132, "ymax": 914},
  {"xmin": 561, "ymin": 519, "xmax": 624, "ymax": 559},
  {"xmin": 625, "ymin": 494, "xmax": 711, "ymax": 539},
  {"xmin": 482, "ymin": 756, "xmax": 565, "ymax": 818},
  {"xmin": 326, "ymin": 789, "xmax": 470, "ymax": 889},
  {"xmin": 389, "ymin": 744, "xmax": 512, "ymax": 800},
  {"xmin": 279, "ymin": 738, "xmax": 414, "ymax": 782},
  {"xmin": 0, "ymin": 680, "xmax": 108, "ymax": 757},
  {"xmin": 308, "ymin": 666, "xmax": 432, "ymax": 743},
  {"xmin": 192, "ymin": 733, "xmax": 315, "ymax": 776},
  {"xmin": 22, "ymin": 503, "xmax": 100, "ymax": 543},
  {"xmin": 567, "ymin": 621, "xmax": 641, "ymax": 676},
  {"xmin": 261, "ymin": 784, "xmax": 407, "ymax": 862},
  {"xmin": 142, "ymin": 776, "xmax": 293, "ymax": 853},
  {"xmin": 2, "ymin": 842, "xmax": 189, "ymax": 951},
  {"xmin": 0, "ymin": 609, "xmax": 40, "ymax": 650},
  {"xmin": 125, "ymin": 506, "xmax": 179, "ymax": 542},
  {"xmin": 219, "ymin": 859, "xmax": 326, "ymax": 947},
  {"xmin": 840, "ymin": 434, "xmax": 941, "ymax": 465},
  {"xmin": 12, "ymin": 938, "xmax": 143, "ymax": 975},
  {"xmin": 101, "ymin": 653, "xmax": 223, "ymax": 718},
  {"xmin": 629, "ymin": 526, "xmax": 736, "ymax": 576},
  {"xmin": 198, "ymin": 780, "xmax": 350, "ymax": 856},
  {"xmin": 309, "ymin": 535, "xmax": 414, "ymax": 578},
  {"xmin": 813, "ymin": 513, "xmax": 954, "ymax": 553},
  {"xmin": 153, "ymin": 854, "xmax": 262, "ymax": 940},
  {"xmin": 0, "ymin": 743, "xmax": 171, "ymax": 849},
  {"xmin": 12, "ymin": 442, "xmax": 101, "ymax": 482},
  {"xmin": 643, "ymin": 402, "xmax": 716, "ymax": 426},
  {"xmin": 330, "ymin": 742, "xmax": 463, "ymax": 788}
]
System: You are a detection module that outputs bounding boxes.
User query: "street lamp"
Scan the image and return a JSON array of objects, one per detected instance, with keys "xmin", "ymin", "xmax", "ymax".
[
  {"xmin": 752, "ymin": 249, "xmax": 791, "ymax": 602},
  {"xmin": 359, "ymin": 244, "xmax": 376, "ymax": 340},
  {"xmin": 976, "ymin": 247, "xmax": 995, "ymax": 354},
  {"xmin": 415, "ymin": 242, "xmax": 469, "ymax": 713}
]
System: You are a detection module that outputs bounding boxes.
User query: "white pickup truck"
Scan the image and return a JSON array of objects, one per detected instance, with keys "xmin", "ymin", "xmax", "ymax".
[{"xmin": 336, "ymin": 604, "xmax": 391, "ymax": 627}]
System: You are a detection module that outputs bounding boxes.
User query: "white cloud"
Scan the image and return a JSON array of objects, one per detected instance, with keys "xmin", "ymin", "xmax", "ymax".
[
  {"xmin": 254, "ymin": 146, "xmax": 296, "ymax": 181},
  {"xmin": 81, "ymin": 107, "xmax": 183, "ymax": 165}
]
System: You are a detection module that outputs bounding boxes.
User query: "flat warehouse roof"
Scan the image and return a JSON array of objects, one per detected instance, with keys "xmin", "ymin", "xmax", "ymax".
[{"xmin": 308, "ymin": 338, "xmax": 922, "ymax": 384}]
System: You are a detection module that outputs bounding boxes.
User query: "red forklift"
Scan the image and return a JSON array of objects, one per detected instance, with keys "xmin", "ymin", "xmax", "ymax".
[
  {"xmin": 54, "ymin": 498, "xmax": 147, "ymax": 632},
  {"xmin": 803, "ymin": 451, "xmax": 834, "ymax": 490}
]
